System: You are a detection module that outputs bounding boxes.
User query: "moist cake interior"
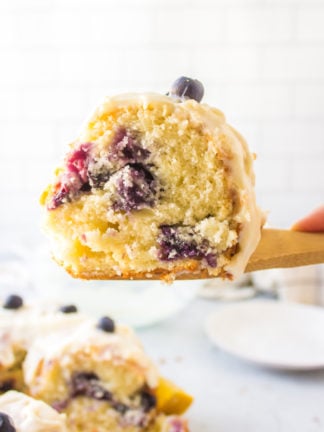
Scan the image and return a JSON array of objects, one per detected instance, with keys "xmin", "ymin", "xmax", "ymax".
[{"xmin": 42, "ymin": 97, "xmax": 247, "ymax": 280}]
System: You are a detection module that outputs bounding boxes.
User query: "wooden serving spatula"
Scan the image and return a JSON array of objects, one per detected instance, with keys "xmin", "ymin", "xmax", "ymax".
[
  {"xmin": 95, "ymin": 228, "xmax": 324, "ymax": 280},
  {"xmin": 245, "ymin": 229, "xmax": 324, "ymax": 273}
]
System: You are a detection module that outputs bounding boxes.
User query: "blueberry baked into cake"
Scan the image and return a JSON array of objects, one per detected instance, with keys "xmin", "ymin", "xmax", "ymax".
[
  {"xmin": 40, "ymin": 77, "xmax": 263, "ymax": 281},
  {"xmin": 0, "ymin": 295, "xmax": 191, "ymax": 432}
]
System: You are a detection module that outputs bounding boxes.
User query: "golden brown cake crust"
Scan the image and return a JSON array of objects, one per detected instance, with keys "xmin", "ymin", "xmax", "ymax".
[{"xmin": 58, "ymin": 256, "xmax": 232, "ymax": 282}]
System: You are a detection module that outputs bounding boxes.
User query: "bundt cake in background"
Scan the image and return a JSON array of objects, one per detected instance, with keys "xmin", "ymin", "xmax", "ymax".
[
  {"xmin": 0, "ymin": 295, "xmax": 191, "ymax": 432},
  {"xmin": 0, "ymin": 391, "xmax": 67, "ymax": 432}
]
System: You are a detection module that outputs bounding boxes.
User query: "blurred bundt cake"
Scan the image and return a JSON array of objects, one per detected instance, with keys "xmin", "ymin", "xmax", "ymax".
[
  {"xmin": 0, "ymin": 390, "xmax": 67, "ymax": 432},
  {"xmin": 0, "ymin": 296, "xmax": 191, "ymax": 432}
]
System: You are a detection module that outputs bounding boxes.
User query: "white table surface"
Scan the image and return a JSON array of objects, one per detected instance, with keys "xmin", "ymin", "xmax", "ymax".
[{"xmin": 138, "ymin": 297, "xmax": 324, "ymax": 432}]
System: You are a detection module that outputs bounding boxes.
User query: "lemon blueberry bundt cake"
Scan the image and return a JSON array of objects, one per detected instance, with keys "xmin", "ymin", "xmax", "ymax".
[
  {"xmin": 0, "ymin": 391, "xmax": 67, "ymax": 432},
  {"xmin": 0, "ymin": 391, "xmax": 185, "ymax": 432},
  {"xmin": 24, "ymin": 316, "xmax": 190, "ymax": 432},
  {"xmin": 0, "ymin": 295, "xmax": 86, "ymax": 394},
  {"xmin": 40, "ymin": 77, "xmax": 263, "ymax": 281},
  {"xmin": 0, "ymin": 295, "xmax": 191, "ymax": 432}
]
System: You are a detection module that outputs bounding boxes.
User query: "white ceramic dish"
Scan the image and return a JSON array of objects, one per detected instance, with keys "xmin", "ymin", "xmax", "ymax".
[
  {"xmin": 26, "ymin": 244, "xmax": 199, "ymax": 328},
  {"xmin": 205, "ymin": 300, "xmax": 324, "ymax": 370}
]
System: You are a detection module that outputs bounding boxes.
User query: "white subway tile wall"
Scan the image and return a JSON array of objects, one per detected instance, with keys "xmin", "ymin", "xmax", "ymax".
[{"xmin": 0, "ymin": 0, "xmax": 323, "ymax": 242}]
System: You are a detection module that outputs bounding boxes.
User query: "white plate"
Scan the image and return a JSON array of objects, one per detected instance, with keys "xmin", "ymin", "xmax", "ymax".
[
  {"xmin": 25, "ymin": 244, "xmax": 199, "ymax": 328},
  {"xmin": 205, "ymin": 300, "xmax": 324, "ymax": 370}
]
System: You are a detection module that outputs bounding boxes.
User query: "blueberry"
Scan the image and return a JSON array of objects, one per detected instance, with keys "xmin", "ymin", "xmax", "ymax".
[
  {"xmin": 88, "ymin": 128, "xmax": 151, "ymax": 190},
  {"xmin": 58, "ymin": 304, "xmax": 78, "ymax": 314},
  {"xmin": 66, "ymin": 143, "xmax": 92, "ymax": 183},
  {"xmin": 51, "ymin": 399, "xmax": 69, "ymax": 412},
  {"xmin": 70, "ymin": 372, "xmax": 129, "ymax": 413},
  {"xmin": 108, "ymin": 127, "xmax": 150, "ymax": 166},
  {"xmin": 80, "ymin": 182, "xmax": 91, "ymax": 192},
  {"xmin": 97, "ymin": 316, "xmax": 115, "ymax": 333},
  {"xmin": 48, "ymin": 143, "xmax": 93, "ymax": 210},
  {"xmin": 140, "ymin": 390, "xmax": 157, "ymax": 412},
  {"xmin": 0, "ymin": 380, "xmax": 15, "ymax": 392},
  {"xmin": 169, "ymin": 76, "xmax": 204, "ymax": 102},
  {"xmin": 113, "ymin": 402, "xmax": 128, "ymax": 414},
  {"xmin": 88, "ymin": 157, "xmax": 111, "ymax": 189},
  {"xmin": 73, "ymin": 372, "xmax": 98, "ymax": 381},
  {"xmin": 111, "ymin": 163, "xmax": 157, "ymax": 212},
  {"xmin": 3, "ymin": 295, "xmax": 23, "ymax": 310},
  {"xmin": 0, "ymin": 413, "xmax": 16, "ymax": 432},
  {"xmin": 48, "ymin": 181, "xmax": 71, "ymax": 210},
  {"xmin": 71, "ymin": 372, "xmax": 113, "ymax": 401},
  {"xmin": 157, "ymin": 225, "xmax": 200, "ymax": 261},
  {"xmin": 157, "ymin": 225, "xmax": 217, "ymax": 268},
  {"xmin": 71, "ymin": 372, "xmax": 98, "ymax": 394},
  {"xmin": 205, "ymin": 253, "xmax": 217, "ymax": 268}
]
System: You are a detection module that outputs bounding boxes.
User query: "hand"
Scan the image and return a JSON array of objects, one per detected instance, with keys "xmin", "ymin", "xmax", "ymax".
[{"xmin": 291, "ymin": 206, "xmax": 324, "ymax": 233}]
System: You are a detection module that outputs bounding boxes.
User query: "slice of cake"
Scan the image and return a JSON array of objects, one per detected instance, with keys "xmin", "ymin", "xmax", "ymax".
[
  {"xmin": 40, "ymin": 77, "xmax": 263, "ymax": 282},
  {"xmin": 23, "ymin": 316, "xmax": 190, "ymax": 432},
  {"xmin": 0, "ymin": 390, "xmax": 67, "ymax": 432},
  {"xmin": 0, "ymin": 295, "xmax": 86, "ymax": 394},
  {"xmin": 0, "ymin": 298, "xmax": 191, "ymax": 431}
]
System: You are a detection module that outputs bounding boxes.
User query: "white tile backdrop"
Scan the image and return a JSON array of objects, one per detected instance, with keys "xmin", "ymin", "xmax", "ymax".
[{"xmin": 0, "ymin": 0, "xmax": 323, "ymax": 243}]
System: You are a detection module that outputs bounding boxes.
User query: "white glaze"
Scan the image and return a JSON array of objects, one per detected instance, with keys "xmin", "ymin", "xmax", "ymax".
[
  {"xmin": 23, "ymin": 319, "xmax": 158, "ymax": 389},
  {"xmin": 0, "ymin": 304, "xmax": 87, "ymax": 368},
  {"xmin": 0, "ymin": 302, "xmax": 158, "ymax": 390},
  {"xmin": 0, "ymin": 391, "xmax": 67, "ymax": 432}
]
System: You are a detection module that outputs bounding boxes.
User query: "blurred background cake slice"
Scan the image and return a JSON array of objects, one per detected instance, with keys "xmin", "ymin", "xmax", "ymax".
[
  {"xmin": 0, "ymin": 390, "xmax": 67, "ymax": 432},
  {"xmin": 23, "ymin": 316, "xmax": 190, "ymax": 432},
  {"xmin": 0, "ymin": 299, "xmax": 191, "ymax": 431},
  {"xmin": 0, "ymin": 295, "xmax": 86, "ymax": 394},
  {"xmin": 41, "ymin": 77, "xmax": 263, "ymax": 282}
]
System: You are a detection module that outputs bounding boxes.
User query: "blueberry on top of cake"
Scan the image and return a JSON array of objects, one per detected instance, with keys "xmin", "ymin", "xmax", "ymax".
[
  {"xmin": 2, "ymin": 295, "xmax": 23, "ymax": 311},
  {"xmin": 0, "ymin": 301, "xmax": 86, "ymax": 378},
  {"xmin": 0, "ymin": 300, "xmax": 191, "ymax": 432},
  {"xmin": 23, "ymin": 318, "xmax": 190, "ymax": 432},
  {"xmin": 41, "ymin": 77, "xmax": 263, "ymax": 281}
]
